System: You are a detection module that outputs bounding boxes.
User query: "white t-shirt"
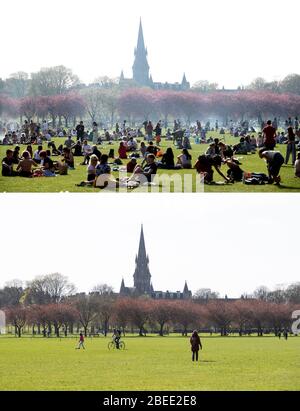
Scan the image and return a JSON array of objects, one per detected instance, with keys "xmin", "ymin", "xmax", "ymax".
[{"xmin": 82, "ymin": 144, "xmax": 92, "ymax": 155}]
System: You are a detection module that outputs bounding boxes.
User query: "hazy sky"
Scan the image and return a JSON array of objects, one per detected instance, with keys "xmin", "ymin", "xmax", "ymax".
[
  {"xmin": 1, "ymin": 0, "xmax": 299, "ymax": 88},
  {"xmin": 1, "ymin": 194, "xmax": 299, "ymax": 297}
]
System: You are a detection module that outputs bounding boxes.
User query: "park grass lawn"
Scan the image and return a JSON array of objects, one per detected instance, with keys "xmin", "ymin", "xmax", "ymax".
[
  {"xmin": 0, "ymin": 335, "xmax": 299, "ymax": 390},
  {"xmin": 1, "ymin": 132, "xmax": 300, "ymax": 193}
]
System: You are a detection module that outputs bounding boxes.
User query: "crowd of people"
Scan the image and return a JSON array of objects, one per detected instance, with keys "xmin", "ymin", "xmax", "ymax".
[{"xmin": 1, "ymin": 117, "xmax": 300, "ymax": 187}]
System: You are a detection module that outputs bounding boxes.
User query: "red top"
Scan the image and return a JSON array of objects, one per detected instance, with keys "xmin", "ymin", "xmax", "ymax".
[
  {"xmin": 263, "ymin": 125, "xmax": 276, "ymax": 144},
  {"xmin": 80, "ymin": 335, "xmax": 84, "ymax": 342}
]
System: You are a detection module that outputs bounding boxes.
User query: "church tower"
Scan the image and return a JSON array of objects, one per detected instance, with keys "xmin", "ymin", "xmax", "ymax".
[
  {"xmin": 133, "ymin": 225, "xmax": 152, "ymax": 295},
  {"xmin": 132, "ymin": 19, "xmax": 150, "ymax": 87}
]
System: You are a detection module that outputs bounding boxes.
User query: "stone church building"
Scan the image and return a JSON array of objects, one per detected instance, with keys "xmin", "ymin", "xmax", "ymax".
[
  {"xmin": 119, "ymin": 19, "xmax": 190, "ymax": 91},
  {"xmin": 120, "ymin": 225, "xmax": 192, "ymax": 299}
]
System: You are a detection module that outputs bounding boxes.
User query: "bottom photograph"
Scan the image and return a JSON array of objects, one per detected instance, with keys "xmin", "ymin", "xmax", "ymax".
[{"xmin": 0, "ymin": 194, "xmax": 299, "ymax": 392}]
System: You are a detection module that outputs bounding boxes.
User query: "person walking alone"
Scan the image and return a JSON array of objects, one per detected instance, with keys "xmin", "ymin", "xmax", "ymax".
[
  {"xmin": 76, "ymin": 332, "xmax": 85, "ymax": 349},
  {"xmin": 190, "ymin": 330, "xmax": 202, "ymax": 362}
]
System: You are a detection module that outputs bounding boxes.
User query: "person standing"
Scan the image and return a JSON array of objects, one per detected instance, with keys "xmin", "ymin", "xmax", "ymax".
[
  {"xmin": 154, "ymin": 121, "xmax": 162, "ymax": 146},
  {"xmin": 285, "ymin": 126, "xmax": 296, "ymax": 165},
  {"xmin": 190, "ymin": 330, "xmax": 202, "ymax": 362},
  {"xmin": 76, "ymin": 121, "xmax": 85, "ymax": 142},
  {"xmin": 262, "ymin": 120, "xmax": 276, "ymax": 150},
  {"xmin": 76, "ymin": 333, "xmax": 85, "ymax": 349},
  {"xmin": 146, "ymin": 121, "xmax": 153, "ymax": 142}
]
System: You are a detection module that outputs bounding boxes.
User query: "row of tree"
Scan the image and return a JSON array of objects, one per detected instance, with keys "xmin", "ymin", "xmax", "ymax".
[
  {"xmin": 4, "ymin": 297, "xmax": 298, "ymax": 338},
  {"xmin": 1, "ymin": 89, "xmax": 300, "ymax": 127},
  {"xmin": 1, "ymin": 66, "xmax": 300, "ymax": 98},
  {"xmin": 1, "ymin": 274, "xmax": 299, "ymax": 338}
]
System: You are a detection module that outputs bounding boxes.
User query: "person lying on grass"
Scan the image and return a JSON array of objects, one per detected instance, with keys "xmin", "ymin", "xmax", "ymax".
[
  {"xmin": 258, "ymin": 148, "xmax": 284, "ymax": 185},
  {"xmin": 194, "ymin": 154, "xmax": 230, "ymax": 184}
]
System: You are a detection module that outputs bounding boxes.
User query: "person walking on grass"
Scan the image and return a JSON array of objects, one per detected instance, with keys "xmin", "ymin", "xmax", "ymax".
[
  {"xmin": 190, "ymin": 330, "xmax": 202, "ymax": 362},
  {"xmin": 76, "ymin": 333, "xmax": 85, "ymax": 349}
]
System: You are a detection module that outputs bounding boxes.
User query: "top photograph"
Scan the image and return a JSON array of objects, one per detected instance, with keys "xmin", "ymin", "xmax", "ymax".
[{"xmin": 1, "ymin": 0, "xmax": 300, "ymax": 193}]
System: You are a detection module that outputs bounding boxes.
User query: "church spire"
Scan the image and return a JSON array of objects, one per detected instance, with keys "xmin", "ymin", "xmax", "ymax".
[
  {"xmin": 136, "ymin": 18, "xmax": 146, "ymax": 53},
  {"xmin": 133, "ymin": 225, "xmax": 152, "ymax": 295},
  {"xmin": 132, "ymin": 18, "xmax": 150, "ymax": 86}
]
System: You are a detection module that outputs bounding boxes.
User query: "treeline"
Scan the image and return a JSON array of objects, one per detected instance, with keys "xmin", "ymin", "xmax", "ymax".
[
  {"xmin": 0, "ymin": 274, "xmax": 299, "ymax": 338},
  {"xmin": 1, "ymin": 89, "xmax": 300, "ymax": 128},
  {"xmin": 1, "ymin": 66, "xmax": 300, "ymax": 127}
]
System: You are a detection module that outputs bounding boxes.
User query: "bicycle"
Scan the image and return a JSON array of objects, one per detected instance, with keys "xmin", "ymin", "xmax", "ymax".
[{"xmin": 108, "ymin": 340, "xmax": 125, "ymax": 350}]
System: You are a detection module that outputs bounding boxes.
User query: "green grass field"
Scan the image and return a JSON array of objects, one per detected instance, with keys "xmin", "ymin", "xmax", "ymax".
[
  {"xmin": 1, "ymin": 133, "xmax": 300, "ymax": 192},
  {"xmin": 0, "ymin": 335, "xmax": 299, "ymax": 390}
]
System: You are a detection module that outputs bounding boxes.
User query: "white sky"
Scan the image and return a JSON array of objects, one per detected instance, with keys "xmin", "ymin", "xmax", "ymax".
[
  {"xmin": 1, "ymin": 0, "xmax": 299, "ymax": 88},
  {"xmin": 0, "ymin": 194, "xmax": 299, "ymax": 297}
]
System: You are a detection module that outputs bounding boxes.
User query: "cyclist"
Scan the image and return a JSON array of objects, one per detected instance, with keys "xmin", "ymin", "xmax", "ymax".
[{"xmin": 112, "ymin": 328, "xmax": 121, "ymax": 349}]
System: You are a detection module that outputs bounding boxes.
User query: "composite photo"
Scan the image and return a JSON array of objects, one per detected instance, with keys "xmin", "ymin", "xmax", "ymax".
[{"xmin": 0, "ymin": 0, "xmax": 299, "ymax": 404}]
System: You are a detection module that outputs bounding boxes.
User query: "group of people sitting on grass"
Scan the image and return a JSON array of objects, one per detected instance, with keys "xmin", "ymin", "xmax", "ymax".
[
  {"xmin": 2, "ymin": 118, "xmax": 300, "ymax": 187},
  {"xmin": 2, "ymin": 145, "xmax": 73, "ymax": 178}
]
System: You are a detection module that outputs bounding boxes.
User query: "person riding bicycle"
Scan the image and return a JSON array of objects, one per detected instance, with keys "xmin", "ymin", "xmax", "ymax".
[{"xmin": 112, "ymin": 328, "xmax": 121, "ymax": 349}]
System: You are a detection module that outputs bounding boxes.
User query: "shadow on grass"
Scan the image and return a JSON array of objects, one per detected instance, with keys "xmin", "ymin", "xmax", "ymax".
[{"xmin": 277, "ymin": 184, "xmax": 300, "ymax": 190}]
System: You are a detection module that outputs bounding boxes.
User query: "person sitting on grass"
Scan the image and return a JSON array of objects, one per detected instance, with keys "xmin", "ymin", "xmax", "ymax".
[
  {"xmin": 64, "ymin": 135, "xmax": 75, "ymax": 149},
  {"xmin": 118, "ymin": 141, "xmax": 127, "ymax": 159},
  {"xmin": 233, "ymin": 137, "xmax": 248, "ymax": 154},
  {"xmin": 194, "ymin": 154, "xmax": 230, "ymax": 184},
  {"xmin": 16, "ymin": 151, "xmax": 38, "ymax": 177},
  {"xmin": 48, "ymin": 142, "xmax": 61, "ymax": 156},
  {"xmin": 157, "ymin": 147, "xmax": 175, "ymax": 169},
  {"xmin": 176, "ymin": 149, "xmax": 192, "ymax": 169},
  {"xmin": 295, "ymin": 153, "xmax": 300, "ymax": 178},
  {"xmin": 39, "ymin": 150, "xmax": 56, "ymax": 177},
  {"xmin": 26, "ymin": 145, "xmax": 33, "ymax": 159},
  {"xmin": 93, "ymin": 154, "xmax": 118, "ymax": 189},
  {"xmin": 140, "ymin": 141, "xmax": 147, "ymax": 158},
  {"xmin": 91, "ymin": 145, "xmax": 102, "ymax": 161},
  {"xmin": 258, "ymin": 148, "xmax": 284, "ymax": 184},
  {"xmin": 218, "ymin": 142, "xmax": 233, "ymax": 160},
  {"xmin": 224, "ymin": 158, "xmax": 244, "ymax": 182},
  {"xmin": 12, "ymin": 146, "xmax": 21, "ymax": 164},
  {"xmin": 76, "ymin": 154, "xmax": 99, "ymax": 187},
  {"xmin": 126, "ymin": 158, "xmax": 137, "ymax": 173},
  {"xmin": 33, "ymin": 145, "xmax": 43, "ymax": 164},
  {"xmin": 145, "ymin": 141, "xmax": 159, "ymax": 157},
  {"xmin": 205, "ymin": 143, "xmax": 216, "ymax": 157},
  {"xmin": 128, "ymin": 153, "xmax": 158, "ymax": 184},
  {"xmin": 127, "ymin": 137, "xmax": 138, "ymax": 151},
  {"xmin": 62, "ymin": 147, "xmax": 74, "ymax": 169},
  {"xmin": 2, "ymin": 149, "xmax": 17, "ymax": 176},
  {"xmin": 81, "ymin": 140, "xmax": 93, "ymax": 165},
  {"xmin": 72, "ymin": 140, "xmax": 82, "ymax": 156}
]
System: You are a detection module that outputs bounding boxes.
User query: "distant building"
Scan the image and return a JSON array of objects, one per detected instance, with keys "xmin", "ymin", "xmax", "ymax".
[
  {"xmin": 120, "ymin": 225, "xmax": 192, "ymax": 299},
  {"xmin": 119, "ymin": 19, "xmax": 190, "ymax": 91}
]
